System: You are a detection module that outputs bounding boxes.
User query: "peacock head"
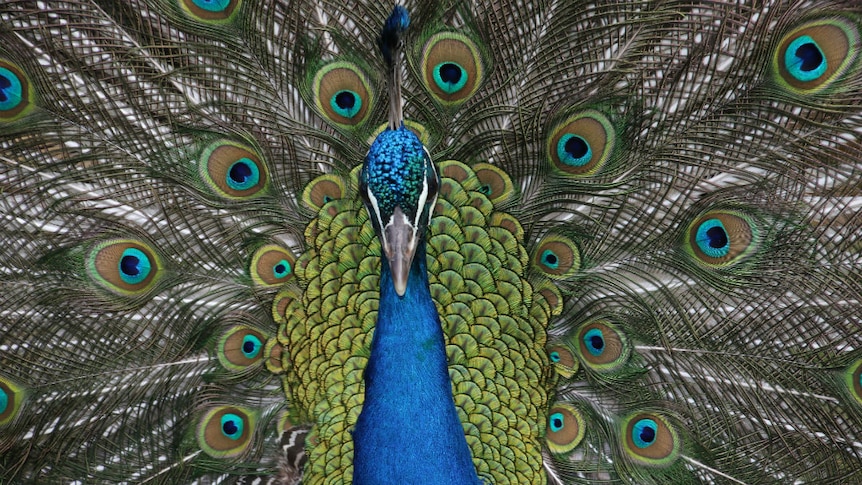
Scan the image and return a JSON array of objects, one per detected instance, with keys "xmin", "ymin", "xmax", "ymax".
[{"xmin": 359, "ymin": 126, "xmax": 439, "ymax": 296}]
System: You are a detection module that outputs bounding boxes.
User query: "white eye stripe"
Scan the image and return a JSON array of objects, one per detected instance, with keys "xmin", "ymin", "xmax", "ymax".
[
  {"xmin": 414, "ymin": 151, "xmax": 436, "ymax": 228},
  {"xmin": 365, "ymin": 189, "xmax": 386, "ymax": 235},
  {"xmin": 415, "ymin": 176, "xmax": 429, "ymax": 228}
]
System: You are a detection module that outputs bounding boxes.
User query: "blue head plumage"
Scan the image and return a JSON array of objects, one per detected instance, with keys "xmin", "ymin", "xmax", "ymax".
[{"xmin": 360, "ymin": 127, "xmax": 439, "ymax": 296}]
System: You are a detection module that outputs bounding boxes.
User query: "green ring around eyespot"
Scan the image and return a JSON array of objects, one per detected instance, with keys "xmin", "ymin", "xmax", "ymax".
[
  {"xmin": 784, "ymin": 35, "xmax": 827, "ymax": 82},
  {"xmin": 191, "ymin": 0, "xmax": 231, "ymax": 13},
  {"xmin": 118, "ymin": 248, "xmax": 152, "ymax": 285},
  {"xmin": 241, "ymin": 334, "xmax": 263, "ymax": 359},
  {"xmin": 220, "ymin": 413, "xmax": 245, "ymax": 440},
  {"xmin": 433, "ymin": 62, "xmax": 468, "ymax": 94},
  {"xmin": 694, "ymin": 218, "xmax": 730, "ymax": 258},
  {"xmin": 330, "ymin": 90, "xmax": 362, "ymax": 119},
  {"xmin": 225, "ymin": 158, "xmax": 261, "ymax": 191},
  {"xmin": 632, "ymin": 418, "xmax": 658, "ymax": 448},
  {"xmin": 556, "ymin": 134, "xmax": 593, "ymax": 167},
  {"xmin": 541, "ymin": 249, "xmax": 560, "ymax": 270},
  {"xmin": 0, "ymin": 67, "xmax": 24, "ymax": 112},
  {"xmin": 272, "ymin": 259, "xmax": 292, "ymax": 279},
  {"xmin": 583, "ymin": 328, "xmax": 605, "ymax": 357}
]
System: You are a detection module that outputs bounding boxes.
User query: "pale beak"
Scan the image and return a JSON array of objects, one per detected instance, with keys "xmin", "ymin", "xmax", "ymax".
[{"xmin": 381, "ymin": 206, "xmax": 418, "ymax": 296}]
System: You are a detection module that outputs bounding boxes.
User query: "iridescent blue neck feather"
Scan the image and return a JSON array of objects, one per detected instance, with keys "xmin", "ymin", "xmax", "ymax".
[{"xmin": 352, "ymin": 237, "xmax": 480, "ymax": 484}]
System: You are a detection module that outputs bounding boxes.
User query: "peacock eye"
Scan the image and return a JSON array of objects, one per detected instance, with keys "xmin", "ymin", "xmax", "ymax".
[
  {"xmin": 575, "ymin": 320, "xmax": 630, "ymax": 372},
  {"xmin": 532, "ymin": 234, "xmax": 581, "ymax": 280},
  {"xmin": 773, "ymin": 17, "xmax": 860, "ymax": 93},
  {"xmin": 179, "ymin": 0, "xmax": 241, "ymax": 22},
  {"xmin": 546, "ymin": 404, "xmax": 586, "ymax": 454},
  {"xmin": 87, "ymin": 239, "xmax": 163, "ymax": 298},
  {"xmin": 250, "ymin": 245, "xmax": 296, "ymax": 288},
  {"xmin": 547, "ymin": 110, "xmax": 615, "ymax": 177},
  {"xmin": 313, "ymin": 62, "xmax": 373, "ymax": 127},
  {"xmin": 199, "ymin": 140, "xmax": 269, "ymax": 200},
  {"xmin": 621, "ymin": 412, "xmax": 681, "ymax": 466},
  {"xmin": 217, "ymin": 325, "xmax": 268, "ymax": 370},
  {"xmin": 198, "ymin": 406, "xmax": 256, "ymax": 458},
  {"xmin": 302, "ymin": 174, "xmax": 347, "ymax": 212},
  {"xmin": 685, "ymin": 210, "xmax": 757, "ymax": 267},
  {"xmin": 420, "ymin": 32, "xmax": 483, "ymax": 105},
  {"xmin": 0, "ymin": 59, "xmax": 33, "ymax": 121}
]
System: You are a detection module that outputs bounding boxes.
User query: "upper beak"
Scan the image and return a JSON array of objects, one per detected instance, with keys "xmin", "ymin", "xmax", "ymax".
[{"xmin": 381, "ymin": 206, "xmax": 418, "ymax": 296}]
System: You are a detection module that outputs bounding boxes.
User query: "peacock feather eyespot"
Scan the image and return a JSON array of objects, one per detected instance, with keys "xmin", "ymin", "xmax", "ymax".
[
  {"xmin": 621, "ymin": 412, "xmax": 681, "ymax": 466},
  {"xmin": 0, "ymin": 377, "xmax": 24, "ymax": 426},
  {"xmin": 87, "ymin": 239, "xmax": 163, "ymax": 297},
  {"xmin": 547, "ymin": 110, "xmax": 616, "ymax": 176},
  {"xmin": 532, "ymin": 234, "xmax": 581, "ymax": 279},
  {"xmin": 684, "ymin": 210, "xmax": 758, "ymax": 267},
  {"xmin": 313, "ymin": 62, "xmax": 373, "ymax": 127},
  {"xmin": 198, "ymin": 140, "xmax": 269, "ymax": 200},
  {"xmin": 773, "ymin": 17, "xmax": 860, "ymax": 93},
  {"xmin": 250, "ymin": 244, "xmax": 296, "ymax": 288},
  {"xmin": 844, "ymin": 359, "xmax": 862, "ymax": 406},
  {"xmin": 179, "ymin": 0, "xmax": 241, "ymax": 22},
  {"xmin": 420, "ymin": 32, "xmax": 484, "ymax": 105},
  {"xmin": 217, "ymin": 325, "xmax": 268, "ymax": 371},
  {"xmin": 302, "ymin": 174, "xmax": 347, "ymax": 213},
  {"xmin": 576, "ymin": 320, "xmax": 630, "ymax": 372},
  {"xmin": 197, "ymin": 406, "xmax": 256, "ymax": 458},
  {"xmin": 546, "ymin": 403, "xmax": 586, "ymax": 454},
  {"xmin": 0, "ymin": 59, "xmax": 33, "ymax": 122},
  {"xmin": 547, "ymin": 345, "xmax": 579, "ymax": 378},
  {"xmin": 472, "ymin": 163, "xmax": 515, "ymax": 206}
]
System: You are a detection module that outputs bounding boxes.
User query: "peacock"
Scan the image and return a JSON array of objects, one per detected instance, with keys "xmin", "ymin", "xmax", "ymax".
[{"xmin": 1, "ymin": 0, "xmax": 861, "ymax": 483}]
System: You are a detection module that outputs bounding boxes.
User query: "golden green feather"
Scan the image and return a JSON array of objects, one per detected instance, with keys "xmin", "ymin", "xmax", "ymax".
[{"xmin": 270, "ymin": 161, "xmax": 558, "ymax": 484}]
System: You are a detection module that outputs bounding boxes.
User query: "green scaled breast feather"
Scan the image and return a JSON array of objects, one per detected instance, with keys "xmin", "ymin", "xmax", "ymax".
[{"xmin": 271, "ymin": 160, "xmax": 560, "ymax": 484}]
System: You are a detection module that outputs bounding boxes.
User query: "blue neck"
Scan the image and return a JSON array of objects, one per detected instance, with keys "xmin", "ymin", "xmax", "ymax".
[{"xmin": 352, "ymin": 240, "xmax": 480, "ymax": 484}]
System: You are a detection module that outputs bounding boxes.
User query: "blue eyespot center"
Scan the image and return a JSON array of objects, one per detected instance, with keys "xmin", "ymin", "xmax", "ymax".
[
  {"xmin": 331, "ymin": 90, "xmax": 361, "ymax": 118},
  {"xmin": 433, "ymin": 62, "xmax": 468, "ymax": 94},
  {"xmin": 706, "ymin": 226, "xmax": 728, "ymax": 248},
  {"xmin": 583, "ymin": 328, "xmax": 605, "ymax": 356},
  {"xmin": 220, "ymin": 413, "xmax": 244, "ymax": 440},
  {"xmin": 785, "ymin": 35, "xmax": 827, "ymax": 82},
  {"xmin": 440, "ymin": 63, "xmax": 461, "ymax": 83},
  {"xmin": 119, "ymin": 248, "xmax": 151, "ymax": 284},
  {"xmin": 632, "ymin": 418, "xmax": 658, "ymax": 448},
  {"xmin": 226, "ymin": 158, "xmax": 260, "ymax": 190},
  {"xmin": 549, "ymin": 412, "xmax": 565, "ymax": 432},
  {"xmin": 192, "ymin": 0, "xmax": 231, "ymax": 13},
  {"xmin": 541, "ymin": 250, "xmax": 559, "ymax": 269},
  {"xmin": 479, "ymin": 184, "xmax": 491, "ymax": 195},
  {"xmin": 0, "ymin": 73, "xmax": 11, "ymax": 101},
  {"xmin": 557, "ymin": 134, "xmax": 592, "ymax": 167},
  {"xmin": 696, "ymin": 218, "xmax": 730, "ymax": 258},
  {"xmin": 549, "ymin": 351, "xmax": 560, "ymax": 363},
  {"xmin": 272, "ymin": 259, "xmax": 292, "ymax": 279},
  {"xmin": 0, "ymin": 67, "xmax": 23, "ymax": 111},
  {"xmin": 0, "ymin": 388, "xmax": 8, "ymax": 414},
  {"xmin": 241, "ymin": 334, "xmax": 262, "ymax": 359}
]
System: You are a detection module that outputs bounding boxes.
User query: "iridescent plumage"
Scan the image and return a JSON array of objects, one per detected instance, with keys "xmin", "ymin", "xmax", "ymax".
[{"xmin": 0, "ymin": 1, "xmax": 860, "ymax": 484}]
